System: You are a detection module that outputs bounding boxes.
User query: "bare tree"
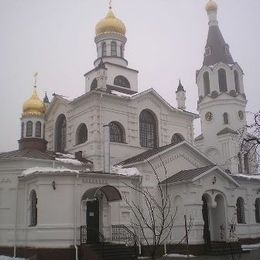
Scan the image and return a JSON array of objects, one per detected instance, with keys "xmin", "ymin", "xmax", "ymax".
[
  {"xmin": 123, "ymin": 157, "xmax": 192, "ymax": 260},
  {"xmin": 238, "ymin": 111, "xmax": 260, "ymax": 171}
]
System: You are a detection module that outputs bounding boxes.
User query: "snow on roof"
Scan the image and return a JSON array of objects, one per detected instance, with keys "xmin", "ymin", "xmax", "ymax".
[
  {"xmin": 110, "ymin": 90, "xmax": 133, "ymax": 98},
  {"xmin": 112, "ymin": 166, "xmax": 141, "ymax": 176},
  {"xmin": 55, "ymin": 152, "xmax": 75, "ymax": 159},
  {"xmin": 21, "ymin": 167, "xmax": 79, "ymax": 176},
  {"xmin": 55, "ymin": 157, "xmax": 84, "ymax": 166},
  {"xmin": 232, "ymin": 173, "xmax": 260, "ymax": 181}
]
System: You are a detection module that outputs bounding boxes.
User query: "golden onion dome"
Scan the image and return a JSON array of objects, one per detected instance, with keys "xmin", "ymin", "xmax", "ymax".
[
  {"xmin": 96, "ymin": 8, "xmax": 126, "ymax": 36},
  {"xmin": 206, "ymin": 0, "xmax": 218, "ymax": 12},
  {"xmin": 22, "ymin": 87, "xmax": 46, "ymax": 116}
]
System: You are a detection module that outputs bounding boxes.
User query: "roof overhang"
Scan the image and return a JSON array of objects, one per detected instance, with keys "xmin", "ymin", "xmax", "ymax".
[{"xmin": 82, "ymin": 185, "xmax": 122, "ymax": 202}]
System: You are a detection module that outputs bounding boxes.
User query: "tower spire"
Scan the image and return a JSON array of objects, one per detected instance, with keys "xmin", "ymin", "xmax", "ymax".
[
  {"xmin": 203, "ymin": 0, "xmax": 234, "ymax": 66},
  {"xmin": 109, "ymin": 0, "xmax": 112, "ymax": 9}
]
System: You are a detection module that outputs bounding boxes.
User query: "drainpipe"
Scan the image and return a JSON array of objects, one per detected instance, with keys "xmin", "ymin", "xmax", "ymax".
[
  {"xmin": 74, "ymin": 172, "xmax": 79, "ymax": 260},
  {"xmin": 13, "ymin": 178, "xmax": 19, "ymax": 257}
]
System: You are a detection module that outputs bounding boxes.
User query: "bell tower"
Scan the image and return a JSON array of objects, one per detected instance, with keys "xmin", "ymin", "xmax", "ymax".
[
  {"xmin": 84, "ymin": 4, "xmax": 138, "ymax": 94},
  {"xmin": 195, "ymin": 0, "xmax": 247, "ymax": 173}
]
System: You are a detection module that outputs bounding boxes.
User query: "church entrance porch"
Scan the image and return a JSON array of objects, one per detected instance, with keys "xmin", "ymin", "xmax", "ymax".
[
  {"xmin": 80, "ymin": 185, "xmax": 122, "ymax": 244},
  {"xmin": 86, "ymin": 199, "xmax": 100, "ymax": 243},
  {"xmin": 202, "ymin": 192, "xmax": 227, "ymax": 244}
]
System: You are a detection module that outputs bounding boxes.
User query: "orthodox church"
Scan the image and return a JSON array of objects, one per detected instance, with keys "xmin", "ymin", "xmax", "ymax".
[{"xmin": 1, "ymin": 1, "xmax": 260, "ymax": 259}]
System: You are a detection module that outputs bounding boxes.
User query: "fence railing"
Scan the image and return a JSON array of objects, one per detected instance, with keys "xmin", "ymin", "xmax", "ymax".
[
  {"xmin": 112, "ymin": 224, "xmax": 138, "ymax": 245},
  {"xmin": 80, "ymin": 226, "xmax": 105, "ymax": 244}
]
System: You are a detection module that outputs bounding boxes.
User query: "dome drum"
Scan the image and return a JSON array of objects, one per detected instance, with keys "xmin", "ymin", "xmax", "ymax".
[
  {"xmin": 95, "ymin": 32, "xmax": 127, "ymax": 44},
  {"xmin": 18, "ymin": 137, "xmax": 47, "ymax": 152}
]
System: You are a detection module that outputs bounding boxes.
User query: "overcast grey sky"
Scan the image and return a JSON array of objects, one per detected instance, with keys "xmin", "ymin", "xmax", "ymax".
[{"xmin": 0, "ymin": 0, "xmax": 260, "ymax": 152}]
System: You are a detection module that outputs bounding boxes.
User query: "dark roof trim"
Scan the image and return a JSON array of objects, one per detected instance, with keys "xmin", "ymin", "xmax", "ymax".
[
  {"xmin": 0, "ymin": 149, "xmax": 55, "ymax": 160},
  {"xmin": 194, "ymin": 134, "xmax": 204, "ymax": 142}
]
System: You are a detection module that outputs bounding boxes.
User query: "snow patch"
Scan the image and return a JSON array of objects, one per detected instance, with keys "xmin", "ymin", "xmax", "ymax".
[
  {"xmin": 21, "ymin": 167, "xmax": 79, "ymax": 176},
  {"xmin": 55, "ymin": 152, "xmax": 75, "ymax": 159},
  {"xmin": 0, "ymin": 256, "xmax": 27, "ymax": 260},
  {"xmin": 112, "ymin": 166, "xmax": 141, "ymax": 176},
  {"xmin": 242, "ymin": 243, "xmax": 260, "ymax": 250},
  {"xmin": 55, "ymin": 157, "xmax": 83, "ymax": 166},
  {"xmin": 111, "ymin": 90, "xmax": 133, "ymax": 98}
]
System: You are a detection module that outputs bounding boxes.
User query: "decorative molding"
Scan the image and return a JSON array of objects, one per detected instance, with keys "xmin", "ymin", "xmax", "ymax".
[
  {"xmin": 0, "ymin": 178, "xmax": 11, "ymax": 184},
  {"xmin": 82, "ymin": 178, "xmax": 108, "ymax": 185}
]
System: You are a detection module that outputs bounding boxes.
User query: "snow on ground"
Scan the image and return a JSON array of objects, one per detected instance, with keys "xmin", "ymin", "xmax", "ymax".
[
  {"xmin": 21, "ymin": 167, "xmax": 79, "ymax": 176},
  {"xmin": 0, "ymin": 256, "xmax": 27, "ymax": 260},
  {"xmin": 242, "ymin": 243, "xmax": 260, "ymax": 250},
  {"xmin": 164, "ymin": 254, "xmax": 195, "ymax": 258},
  {"xmin": 112, "ymin": 166, "xmax": 141, "ymax": 176}
]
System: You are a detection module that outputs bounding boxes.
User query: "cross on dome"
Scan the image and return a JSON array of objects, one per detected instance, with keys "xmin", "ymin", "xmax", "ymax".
[{"xmin": 33, "ymin": 72, "xmax": 38, "ymax": 86}]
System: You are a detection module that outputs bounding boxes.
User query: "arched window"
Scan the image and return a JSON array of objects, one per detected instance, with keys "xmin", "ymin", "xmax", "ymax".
[
  {"xmin": 171, "ymin": 133, "xmax": 184, "ymax": 145},
  {"xmin": 234, "ymin": 70, "xmax": 240, "ymax": 93},
  {"xmin": 218, "ymin": 69, "xmax": 227, "ymax": 92},
  {"xmin": 21, "ymin": 122, "xmax": 24, "ymax": 138},
  {"xmin": 35, "ymin": 121, "xmax": 41, "ymax": 138},
  {"xmin": 26, "ymin": 121, "xmax": 33, "ymax": 137},
  {"xmin": 109, "ymin": 121, "xmax": 125, "ymax": 143},
  {"xmin": 120, "ymin": 44, "xmax": 124, "ymax": 58},
  {"xmin": 76, "ymin": 123, "xmax": 88, "ymax": 145},
  {"xmin": 55, "ymin": 114, "xmax": 67, "ymax": 152},
  {"xmin": 203, "ymin": 71, "xmax": 210, "ymax": 96},
  {"xmin": 102, "ymin": 42, "xmax": 107, "ymax": 57},
  {"xmin": 114, "ymin": 75, "xmax": 130, "ymax": 88},
  {"xmin": 90, "ymin": 78, "xmax": 97, "ymax": 90},
  {"xmin": 255, "ymin": 199, "xmax": 260, "ymax": 223},
  {"xmin": 29, "ymin": 190, "xmax": 38, "ymax": 226},
  {"xmin": 139, "ymin": 110, "xmax": 158, "ymax": 148},
  {"xmin": 111, "ymin": 41, "xmax": 117, "ymax": 56},
  {"xmin": 244, "ymin": 152, "xmax": 250, "ymax": 174},
  {"xmin": 223, "ymin": 112, "xmax": 229, "ymax": 124},
  {"xmin": 236, "ymin": 197, "xmax": 245, "ymax": 224}
]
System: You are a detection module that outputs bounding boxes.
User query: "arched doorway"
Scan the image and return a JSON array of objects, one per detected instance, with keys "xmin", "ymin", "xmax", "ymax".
[
  {"xmin": 202, "ymin": 192, "xmax": 227, "ymax": 243},
  {"xmin": 81, "ymin": 185, "xmax": 122, "ymax": 243}
]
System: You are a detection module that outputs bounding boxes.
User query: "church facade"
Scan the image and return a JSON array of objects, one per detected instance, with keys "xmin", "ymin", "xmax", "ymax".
[{"xmin": 1, "ymin": 1, "xmax": 260, "ymax": 259}]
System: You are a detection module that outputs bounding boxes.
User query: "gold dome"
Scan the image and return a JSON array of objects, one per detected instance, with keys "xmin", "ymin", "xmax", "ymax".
[
  {"xmin": 96, "ymin": 8, "xmax": 126, "ymax": 36},
  {"xmin": 206, "ymin": 0, "xmax": 218, "ymax": 12},
  {"xmin": 23, "ymin": 87, "xmax": 45, "ymax": 116}
]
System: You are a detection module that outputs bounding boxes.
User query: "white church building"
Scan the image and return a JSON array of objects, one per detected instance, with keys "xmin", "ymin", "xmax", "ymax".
[{"xmin": 1, "ymin": 1, "xmax": 260, "ymax": 259}]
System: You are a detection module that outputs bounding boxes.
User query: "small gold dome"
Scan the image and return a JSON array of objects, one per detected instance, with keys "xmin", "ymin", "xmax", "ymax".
[
  {"xmin": 23, "ymin": 87, "xmax": 45, "ymax": 116},
  {"xmin": 206, "ymin": 0, "xmax": 218, "ymax": 12},
  {"xmin": 96, "ymin": 8, "xmax": 126, "ymax": 36}
]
